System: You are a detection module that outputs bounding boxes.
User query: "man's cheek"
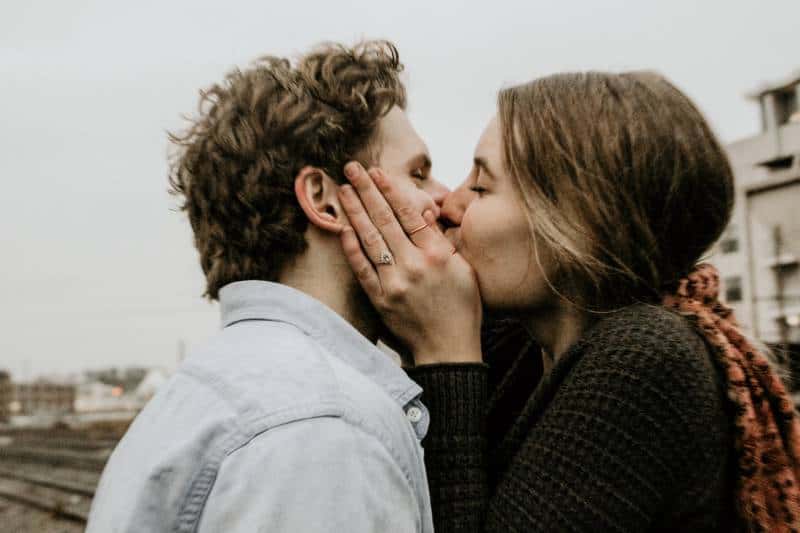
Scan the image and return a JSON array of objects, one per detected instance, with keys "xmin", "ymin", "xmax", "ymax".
[
  {"xmin": 397, "ymin": 182, "xmax": 432, "ymax": 217},
  {"xmin": 418, "ymin": 191, "xmax": 439, "ymax": 218}
]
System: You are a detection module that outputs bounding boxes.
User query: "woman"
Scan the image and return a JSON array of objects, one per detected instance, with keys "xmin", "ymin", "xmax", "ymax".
[{"xmin": 337, "ymin": 71, "xmax": 800, "ymax": 532}]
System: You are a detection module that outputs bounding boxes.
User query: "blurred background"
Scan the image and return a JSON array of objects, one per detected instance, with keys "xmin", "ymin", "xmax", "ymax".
[{"xmin": 1, "ymin": 0, "xmax": 798, "ymax": 529}]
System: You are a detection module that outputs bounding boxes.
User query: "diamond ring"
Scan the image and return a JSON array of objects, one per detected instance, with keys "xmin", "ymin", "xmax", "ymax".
[{"xmin": 377, "ymin": 251, "xmax": 394, "ymax": 265}]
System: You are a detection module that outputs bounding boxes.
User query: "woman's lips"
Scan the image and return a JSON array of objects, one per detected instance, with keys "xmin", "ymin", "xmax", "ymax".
[{"xmin": 444, "ymin": 227, "xmax": 461, "ymax": 250}]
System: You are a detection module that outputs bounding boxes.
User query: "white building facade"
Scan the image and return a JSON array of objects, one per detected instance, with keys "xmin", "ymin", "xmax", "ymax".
[{"xmin": 718, "ymin": 72, "xmax": 800, "ymax": 354}]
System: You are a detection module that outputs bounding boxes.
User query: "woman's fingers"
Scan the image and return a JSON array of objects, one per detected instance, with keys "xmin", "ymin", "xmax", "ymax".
[
  {"xmin": 367, "ymin": 168, "xmax": 446, "ymax": 251},
  {"xmin": 338, "ymin": 184, "xmax": 395, "ymax": 268},
  {"xmin": 343, "ymin": 162, "xmax": 415, "ymax": 255},
  {"xmin": 340, "ymin": 226, "xmax": 383, "ymax": 298}
]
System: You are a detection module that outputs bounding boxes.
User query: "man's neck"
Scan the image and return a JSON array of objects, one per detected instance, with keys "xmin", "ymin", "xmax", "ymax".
[{"xmin": 279, "ymin": 245, "xmax": 381, "ymax": 344}]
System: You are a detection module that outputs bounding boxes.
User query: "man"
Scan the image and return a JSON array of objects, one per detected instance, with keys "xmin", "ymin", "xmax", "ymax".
[{"xmin": 87, "ymin": 41, "xmax": 447, "ymax": 532}]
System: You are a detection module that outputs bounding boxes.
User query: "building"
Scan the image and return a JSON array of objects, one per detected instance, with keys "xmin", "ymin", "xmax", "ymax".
[
  {"xmin": 717, "ymin": 71, "xmax": 800, "ymax": 377},
  {"xmin": 0, "ymin": 371, "xmax": 11, "ymax": 422},
  {"xmin": 12, "ymin": 381, "xmax": 76, "ymax": 415}
]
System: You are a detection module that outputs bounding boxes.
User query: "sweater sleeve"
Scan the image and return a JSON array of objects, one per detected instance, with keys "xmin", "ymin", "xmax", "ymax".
[{"xmin": 405, "ymin": 363, "xmax": 490, "ymax": 533}]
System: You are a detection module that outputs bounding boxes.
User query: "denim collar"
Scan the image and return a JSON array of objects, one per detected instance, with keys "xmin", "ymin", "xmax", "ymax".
[{"xmin": 219, "ymin": 280, "xmax": 422, "ymax": 408}]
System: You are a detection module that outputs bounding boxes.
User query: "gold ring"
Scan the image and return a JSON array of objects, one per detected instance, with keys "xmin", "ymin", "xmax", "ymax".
[{"xmin": 408, "ymin": 222, "xmax": 429, "ymax": 236}]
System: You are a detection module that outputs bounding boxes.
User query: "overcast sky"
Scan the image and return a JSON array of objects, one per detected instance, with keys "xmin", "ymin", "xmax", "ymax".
[{"xmin": 2, "ymin": 0, "xmax": 798, "ymax": 378}]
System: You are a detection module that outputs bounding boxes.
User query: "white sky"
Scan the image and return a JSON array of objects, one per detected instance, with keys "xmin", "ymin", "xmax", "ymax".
[{"xmin": 2, "ymin": 0, "xmax": 798, "ymax": 378}]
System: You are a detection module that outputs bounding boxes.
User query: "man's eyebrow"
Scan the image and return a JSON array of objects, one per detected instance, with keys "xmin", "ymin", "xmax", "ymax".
[
  {"xmin": 407, "ymin": 152, "xmax": 432, "ymax": 171},
  {"xmin": 474, "ymin": 156, "xmax": 496, "ymax": 179}
]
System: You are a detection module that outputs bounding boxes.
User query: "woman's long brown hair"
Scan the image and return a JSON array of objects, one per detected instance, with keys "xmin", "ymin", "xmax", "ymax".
[{"xmin": 498, "ymin": 71, "xmax": 733, "ymax": 311}]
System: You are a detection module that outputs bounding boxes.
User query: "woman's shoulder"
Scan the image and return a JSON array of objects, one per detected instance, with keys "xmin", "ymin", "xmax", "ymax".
[
  {"xmin": 561, "ymin": 303, "xmax": 729, "ymax": 445},
  {"xmin": 584, "ymin": 303, "xmax": 708, "ymax": 356},
  {"xmin": 539, "ymin": 303, "xmax": 732, "ymax": 526},
  {"xmin": 574, "ymin": 303, "xmax": 720, "ymax": 393}
]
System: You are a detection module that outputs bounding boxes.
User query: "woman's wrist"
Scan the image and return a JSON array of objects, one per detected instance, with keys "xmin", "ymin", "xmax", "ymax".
[
  {"xmin": 412, "ymin": 341, "xmax": 483, "ymax": 366},
  {"xmin": 405, "ymin": 363, "xmax": 488, "ymax": 436}
]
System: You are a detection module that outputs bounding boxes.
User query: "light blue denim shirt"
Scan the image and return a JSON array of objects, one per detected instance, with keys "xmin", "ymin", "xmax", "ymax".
[{"xmin": 87, "ymin": 281, "xmax": 433, "ymax": 533}]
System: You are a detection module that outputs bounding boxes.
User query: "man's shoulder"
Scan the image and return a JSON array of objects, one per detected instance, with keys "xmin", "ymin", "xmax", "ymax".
[
  {"xmin": 172, "ymin": 319, "xmax": 413, "ymax": 448},
  {"xmin": 180, "ymin": 320, "xmax": 346, "ymax": 422},
  {"xmin": 88, "ymin": 320, "xmax": 400, "ymax": 532},
  {"xmin": 189, "ymin": 320, "xmax": 420, "ymax": 477},
  {"xmin": 196, "ymin": 414, "xmax": 425, "ymax": 532}
]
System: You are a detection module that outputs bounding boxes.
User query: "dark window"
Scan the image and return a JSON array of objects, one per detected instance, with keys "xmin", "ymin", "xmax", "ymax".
[
  {"xmin": 720, "ymin": 238, "xmax": 739, "ymax": 253},
  {"xmin": 776, "ymin": 89, "xmax": 798, "ymax": 126},
  {"xmin": 720, "ymin": 224, "xmax": 739, "ymax": 254},
  {"xmin": 725, "ymin": 276, "xmax": 743, "ymax": 303},
  {"xmin": 761, "ymin": 155, "xmax": 794, "ymax": 171}
]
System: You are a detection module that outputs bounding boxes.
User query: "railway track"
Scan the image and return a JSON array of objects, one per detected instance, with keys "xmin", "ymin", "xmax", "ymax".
[
  {"xmin": 0, "ymin": 432, "xmax": 117, "ymax": 525},
  {"xmin": 0, "ymin": 469, "xmax": 94, "ymax": 523},
  {"xmin": 0, "ymin": 467, "xmax": 96, "ymax": 497},
  {"xmin": 0, "ymin": 445, "xmax": 110, "ymax": 471}
]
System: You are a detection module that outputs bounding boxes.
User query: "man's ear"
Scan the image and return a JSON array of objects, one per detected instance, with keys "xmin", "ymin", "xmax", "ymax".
[{"xmin": 294, "ymin": 166, "xmax": 346, "ymax": 234}]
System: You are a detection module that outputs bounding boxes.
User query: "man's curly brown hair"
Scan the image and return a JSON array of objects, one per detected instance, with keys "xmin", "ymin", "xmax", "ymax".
[{"xmin": 168, "ymin": 41, "xmax": 406, "ymax": 299}]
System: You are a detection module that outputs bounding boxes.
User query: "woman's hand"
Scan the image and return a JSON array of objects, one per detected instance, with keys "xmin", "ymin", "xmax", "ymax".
[{"xmin": 338, "ymin": 162, "xmax": 483, "ymax": 366}]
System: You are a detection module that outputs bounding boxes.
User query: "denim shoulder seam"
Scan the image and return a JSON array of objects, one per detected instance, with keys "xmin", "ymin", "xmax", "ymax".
[{"xmin": 172, "ymin": 402, "xmax": 347, "ymax": 533}]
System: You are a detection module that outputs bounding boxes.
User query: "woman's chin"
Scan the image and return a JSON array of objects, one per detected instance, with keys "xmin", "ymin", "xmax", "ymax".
[{"xmin": 444, "ymin": 227, "xmax": 461, "ymax": 250}]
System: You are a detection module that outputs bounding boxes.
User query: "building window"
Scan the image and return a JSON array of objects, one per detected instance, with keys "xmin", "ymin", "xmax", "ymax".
[
  {"xmin": 776, "ymin": 89, "xmax": 798, "ymax": 126},
  {"xmin": 725, "ymin": 276, "xmax": 743, "ymax": 303},
  {"xmin": 719, "ymin": 224, "xmax": 739, "ymax": 254}
]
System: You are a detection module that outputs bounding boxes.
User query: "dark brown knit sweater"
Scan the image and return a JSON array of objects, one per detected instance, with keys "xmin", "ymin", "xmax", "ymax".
[{"xmin": 407, "ymin": 304, "xmax": 734, "ymax": 532}]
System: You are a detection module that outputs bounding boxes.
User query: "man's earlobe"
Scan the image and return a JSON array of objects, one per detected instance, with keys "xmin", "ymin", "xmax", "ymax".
[{"xmin": 294, "ymin": 166, "xmax": 345, "ymax": 234}]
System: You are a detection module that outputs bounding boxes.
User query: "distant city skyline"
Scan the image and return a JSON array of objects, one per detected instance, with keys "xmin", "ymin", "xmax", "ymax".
[{"xmin": 2, "ymin": 0, "xmax": 799, "ymax": 378}]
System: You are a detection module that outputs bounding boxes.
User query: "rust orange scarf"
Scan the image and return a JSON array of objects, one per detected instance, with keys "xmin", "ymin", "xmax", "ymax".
[{"xmin": 664, "ymin": 263, "xmax": 800, "ymax": 532}]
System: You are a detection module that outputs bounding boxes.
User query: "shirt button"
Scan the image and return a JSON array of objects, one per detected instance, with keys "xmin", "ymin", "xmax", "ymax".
[{"xmin": 406, "ymin": 406, "xmax": 423, "ymax": 423}]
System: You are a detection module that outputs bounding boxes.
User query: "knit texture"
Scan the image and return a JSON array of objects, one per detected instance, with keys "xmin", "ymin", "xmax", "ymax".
[{"xmin": 408, "ymin": 304, "xmax": 733, "ymax": 532}]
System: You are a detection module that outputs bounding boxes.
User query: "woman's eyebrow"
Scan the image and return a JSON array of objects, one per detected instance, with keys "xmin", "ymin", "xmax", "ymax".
[{"xmin": 474, "ymin": 156, "xmax": 496, "ymax": 180}]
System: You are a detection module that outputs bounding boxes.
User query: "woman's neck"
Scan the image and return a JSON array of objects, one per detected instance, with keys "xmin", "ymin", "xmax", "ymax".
[{"xmin": 523, "ymin": 302, "xmax": 591, "ymax": 365}]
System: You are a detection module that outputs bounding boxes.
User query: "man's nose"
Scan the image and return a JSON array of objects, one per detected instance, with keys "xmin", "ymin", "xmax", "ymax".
[
  {"xmin": 423, "ymin": 178, "xmax": 450, "ymax": 220},
  {"xmin": 440, "ymin": 179, "xmax": 475, "ymax": 227}
]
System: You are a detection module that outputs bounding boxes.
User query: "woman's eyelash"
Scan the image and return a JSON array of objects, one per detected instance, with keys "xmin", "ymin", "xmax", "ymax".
[{"xmin": 469, "ymin": 186, "xmax": 487, "ymax": 194}]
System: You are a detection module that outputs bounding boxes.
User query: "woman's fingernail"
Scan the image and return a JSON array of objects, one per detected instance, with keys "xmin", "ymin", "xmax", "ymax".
[
  {"xmin": 369, "ymin": 169, "xmax": 387, "ymax": 186},
  {"xmin": 344, "ymin": 162, "xmax": 359, "ymax": 178}
]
